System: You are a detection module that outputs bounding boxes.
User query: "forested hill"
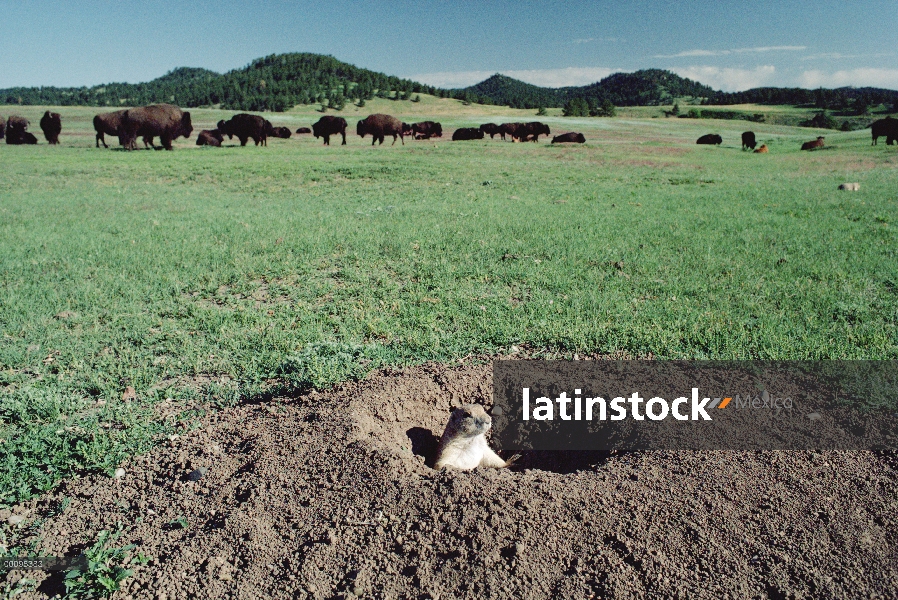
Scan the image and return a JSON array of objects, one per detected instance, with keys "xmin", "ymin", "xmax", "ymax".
[
  {"xmin": 2, "ymin": 52, "xmax": 897, "ymax": 112},
  {"xmin": 0, "ymin": 54, "xmax": 440, "ymax": 112}
]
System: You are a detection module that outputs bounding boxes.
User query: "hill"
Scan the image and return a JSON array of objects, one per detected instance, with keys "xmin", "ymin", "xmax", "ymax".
[{"xmin": 0, "ymin": 53, "xmax": 439, "ymax": 112}]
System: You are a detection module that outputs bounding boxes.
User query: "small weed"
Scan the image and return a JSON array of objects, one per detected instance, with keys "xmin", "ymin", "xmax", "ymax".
[{"xmin": 63, "ymin": 524, "xmax": 148, "ymax": 599}]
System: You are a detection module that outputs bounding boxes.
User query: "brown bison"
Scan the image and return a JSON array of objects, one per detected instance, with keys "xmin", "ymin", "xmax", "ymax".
[
  {"xmin": 6, "ymin": 129, "xmax": 37, "ymax": 145},
  {"xmin": 295, "ymin": 127, "xmax": 312, "ymax": 134},
  {"xmin": 0, "ymin": 118, "xmax": 4, "ymax": 140},
  {"xmin": 696, "ymin": 134, "xmax": 723, "ymax": 145},
  {"xmin": 94, "ymin": 110, "xmax": 154, "ymax": 149},
  {"xmin": 500, "ymin": 122, "xmax": 524, "ymax": 141},
  {"xmin": 270, "ymin": 126, "xmax": 292, "ymax": 139},
  {"xmin": 753, "ymin": 144, "xmax": 769, "ymax": 153},
  {"xmin": 120, "ymin": 104, "xmax": 192, "ymax": 151},
  {"xmin": 196, "ymin": 129, "xmax": 224, "ymax": 147},
  {"xmin": 480, "ymin": 123, "xmax": 503, "ymax": 139},
  {"xmin": 39, "ymin": 111, "xmax": 62, "ymax": 144},
  {"xmin": 870, "ymin": 116, "xmax": 897, "ymax": 145},
  {"xmin": 217, "ymin": 113, "xmax": 267, "ymax": 147},
  {"xmin": 801, "ymin": 136, "xmax": 825, "ymax": 151},
  {"xmin": 357, "ymin": 114, "xmax": 405, "ymax": 145},
  {"xmin": 401, "ymin": 122, "xmax": 413, "ymax": 137},
  {"xmin": 311, "ymin": 116, "xmax": 347, "ymax": 145},
  {"xmin": 552, "ymin": 132, "xmax": 585, "ymax": 144},
  {"xmin": 412, "ymin": 121, "xmax": 442, "ymax": 139},
  {"xmin": 741, "ymin": 131, "xmax": 756, "ymax": 150},
  {"xmin": 518, "ymin": 122, "xmax": 551, "ymax": 142},
  {"xmin": 6, "ymin": 115, "xmax": 29, "ymax": 133},
  {"xmin": 452, "ymin": 127, "xmax": 485, "ymax": 141}
]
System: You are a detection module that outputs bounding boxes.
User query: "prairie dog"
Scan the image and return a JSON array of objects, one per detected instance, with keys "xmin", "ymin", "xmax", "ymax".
[{"xmin": 434, "ymin": 404, "xmax": 519, "ymax": 470}]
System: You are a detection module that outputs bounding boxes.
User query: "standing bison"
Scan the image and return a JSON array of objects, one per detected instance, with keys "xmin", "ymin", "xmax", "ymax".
[
  {"xmin": 518, "ymin": 122, "xmax": 550, "ymax": 142},
  {"xmin": 39, "ymin": 111, "xmax": 62, "ymax": 145},
  {"xmin": 120, "ymin": 104, "xmax": 192, "ymax": 151},
  {"xmin": 94, "ymin": 110, "xmax": 128, "ymax": 148},
  {"xmin": 741, "ymin": 131, "xmax": 756, "ymax": 150},
  {"xmin": 801, "ymin": 136, "xmax": 825, "ymax": 151},
  {"xmin": 480, "ymin": 123, "xmax": 503, "ymax": 139},
  {"xmin": 452, "ymin": 127, "xmax": 484, "ymax": 141},
  {"xmin": 500, "ymin": 122, "xmax": 525, "ymax": 141},
  {"xmin": 357, "ymin": 114, "xmax": 405, "ymax": 145},
  {"xmin": 696, "ymin": 134, "xmax": 723, "ymax": 145},
  {"xmin": 311, "ymin": 116, "xmax": 347, "ymax": 145},
  {"xmin": 552, "ymin": 132, "xmax": 586, "ymax": 144},
  {"xmin": 196, "ymin": 129, "xmax": 224, "ymax": 147},
  {"xmin": 412, "ymin": 121, "xmax": 442, "ymax": 139},
  {"xmin": 217, "ymin": 114, "xmax": 267, "ymax": 147},
  {"xmin": 870, "ymin": 116, "xmax": 898, "ymax": 145}
]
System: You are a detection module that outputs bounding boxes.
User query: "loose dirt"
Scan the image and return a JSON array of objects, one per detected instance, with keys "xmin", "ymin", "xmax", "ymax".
[{"xmin": 7, "ymin": 361, "xmax": 897, "ymax": 599}]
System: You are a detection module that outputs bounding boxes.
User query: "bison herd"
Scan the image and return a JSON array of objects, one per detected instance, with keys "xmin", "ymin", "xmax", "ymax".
[{"xmin": 3, "ymin": 107, "xmax": 897, "ymax": 153}]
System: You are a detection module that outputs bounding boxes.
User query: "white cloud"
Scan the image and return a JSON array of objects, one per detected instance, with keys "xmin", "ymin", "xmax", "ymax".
[
  {"xmin": 670, "ymin": 65, "xmax": 778, "ymax": 92},
  {"xmin": 797, "ymin": 68, "xmax": 898, "ymax": 89},
  {"xmin": 410, "ymin": 67, "xmax": 617, "ymax": 88},
  {"xmin": 655, "ymin": 45, "xmax": 806, "ymax": 59}
]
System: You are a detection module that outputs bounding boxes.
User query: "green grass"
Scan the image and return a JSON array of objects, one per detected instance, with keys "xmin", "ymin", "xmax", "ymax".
[{"xmin": 1, "ymin": 104, "xmax": 897, "ymax": 503}]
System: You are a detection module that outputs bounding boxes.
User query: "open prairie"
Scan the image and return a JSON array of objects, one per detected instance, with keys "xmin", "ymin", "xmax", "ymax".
[{"xmin": 1, "ymin": 99, "xmax": 897, "ymax": 598}]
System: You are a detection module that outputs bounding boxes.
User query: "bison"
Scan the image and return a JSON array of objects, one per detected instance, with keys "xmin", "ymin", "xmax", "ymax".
[
  {"xmin": 6, "ymin": 115, "xmax": 29, "ymax": 133},
  {"xmin": 480, "ymin": 123, "xmax": 503, "ymax": 139},
  {"xmin": 270, "ymin": 126, "xmax": 292, "ymax": 139},
  {"xmin": 870, "ymin": 116, "xmax": 898, "ymax": 145},
  {"xmin": 357, "ymin": 114, "xmax": 405, "ymax": 145},
  {"xmin": 295, "ymin": 127, "xmax": 312, "ymax": 135},
  {"xmin": 120, "ymin": 104, "xmax": 192, "ymax": 151},
  {"xmin": 753, "ymin": 144, "xmax": 769, "ymax": 153},
  {"xmin": 401, "ymin": 122, "xmax": 413, "ymax": 138},
  {"xmin": 741, "ymin": 131, "xmax": 756, "ymax": 150},
  {"xmin": 0, "ymin": 118, "xmax": 5, "ymax": 140},
  {"xmin": 552, "ymin": 132, "xmax": 585, "ymax": 144},
  {"xmin": 499, "ymin": 122, "xmax": 524, "ymax": 141},
  {"xmin": 39, "ymin": 111, "xmax": 62, "ymax": 145},
  {"xmin": 6, "ymin": 129, "xmax": 37, "ymax": 145},
  {"xmin": 311, "ymin": 116, "xmax": 347, "ymax": 145},
  {"xmin": 452, "ymin": 127, "xmax": 484, "ymax": 141},
  {"xmin": 696, "ymin": 134, "xmax": 723, "ymax": 145},
  {"xmin": 196, "ymin": 129, "xmax": 224, "ymax": 147},
  {"xmin": 217, "ymin": 113, "xmax": 267, "ymax": 147},
  {"xmin": 801, "ymin": 136, "xmax": 825, "ymax": 151},
  {"xmin": 412, "ymin": 121, "xmax": 442, "ymax": 139},
  {"xmin": 518, "ymin": 122, "xmax": 551, "ymax": 142}
]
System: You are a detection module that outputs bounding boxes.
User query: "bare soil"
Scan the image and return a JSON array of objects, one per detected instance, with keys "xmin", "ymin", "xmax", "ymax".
[{"xmin": 7, "ymin": 361, "xmax": 897, "ymax": 599}]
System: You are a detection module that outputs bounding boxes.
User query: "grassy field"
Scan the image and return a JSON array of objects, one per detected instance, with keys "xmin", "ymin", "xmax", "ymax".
[{"xmin": 1, "ymin": 99, "xmax": 897, "ymax": 504}]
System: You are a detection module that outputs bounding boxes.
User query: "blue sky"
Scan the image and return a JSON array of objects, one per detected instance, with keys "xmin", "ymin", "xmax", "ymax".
[{"xmin": 2, "ymin": 0, "xmax": 896, "ymax": 92}]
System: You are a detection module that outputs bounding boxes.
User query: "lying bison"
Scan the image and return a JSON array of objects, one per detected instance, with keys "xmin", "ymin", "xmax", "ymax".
[
  {"xmin": 696, "ymin": 134, "xmax": 723, "ymax": 145},
  {"xmin": 480, "ymin": 123, "xmax": 502, "ymax": 139},
  {"xmin": 552, "ymin": 132, "xmax": 585, "ymax": 144},
  {"xmin": 801, "ymin": 136, "xmax": 825, "ymax": 151},
  {"xmin": 412, "ymin": 121, "xmax": 442, "ymax": 139},
  {"xmin": 871, "ymin": 116, "xmax": 897, "ymax": 145},
  {"xmin": 269, "ymin": 126, "xmax": 292, "ymax": 139},
  {"xmin": 452, "ymin": 127, "xmax": 484, "ymax": 141},
  {"xmin": 196, "ymin": 129, "xmax": 224, "ymax": 147},
  {"xmin": 741, "ymin": 131, "xmax": 756, "ymax": 150},
  {"xmin": 357, "ymin": 114, "xmax": 405, "ymax": 145},
  {"xmin": 311, "ymin": 116, "xmax": 347, "ymax": 145},
  {"xmin": 6, "ymin": 129, "xmax": 37, "ymax": 145},
  {"xmin": 402, "ymin": 122, "xmax": 413, "ymax": 138},
  {"xmin": 6, "ymin": 115, "xmax": 29, "ymax": 133},
  {"xmin": 120, "ymin": 104, "xmax": 192, "ymax": 151},
  {"xmin": 39, "ymin": 111, "xmax": 62, "ymax": 145},
  {"xmin": 295, "ymin": 127, "xmax": 312, "ymax": 135},
  {"xmin": 754, "ymin": 144, "xmax": 769, "ymax": 153},
  {"xmin": 217, "ymin": 113, "xmax": 267, "ymax": 147}
]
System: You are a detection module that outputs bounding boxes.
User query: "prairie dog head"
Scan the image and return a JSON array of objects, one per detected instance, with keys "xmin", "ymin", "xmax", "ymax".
[{"xmin": 445, "ymin": 404, "xmax": 492, "ymax": 438}]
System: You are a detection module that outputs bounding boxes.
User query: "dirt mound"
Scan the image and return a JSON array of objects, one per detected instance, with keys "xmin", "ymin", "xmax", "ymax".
[{"xmin": 7, "ymin": 362, "xmax": 897, "ymax": 599}]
